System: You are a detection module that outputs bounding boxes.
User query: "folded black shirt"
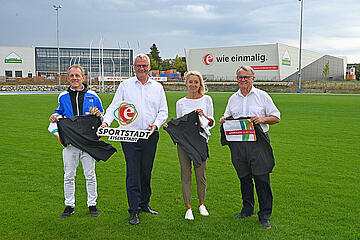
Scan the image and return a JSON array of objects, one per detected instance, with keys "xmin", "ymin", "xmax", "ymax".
[
  {"xmin": 220, "ymin": 117, "xmax": 275, "ymax": 177},
  {"xmin": 164, "ymin": 111, "xmax": 208, "ymax": 168},
  {"xmin": 57, "ymin": 115, "xmax": 117, "ymax": 162}
]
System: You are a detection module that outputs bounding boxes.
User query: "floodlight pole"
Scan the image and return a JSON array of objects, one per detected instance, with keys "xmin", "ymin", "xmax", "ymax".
[
  {"xmin": 101, "ymin": 39, "xmax": 104, "ymax": 92},
  {"xmin": 118, "ymin": 42, "xmax": 122, "ymax": 80},
  {"xmin": 297, "ymin": 0, "xmax": 304, "ymax": 93},
  {"xmin": 98, "ymin": 38, "xmax": 101, "ymax": 91},
  {"xmin": 89, "ymin": 40, "xmax": 93, "ymax": 89},
  {"xmin": 53, "ymin": 5, "xmax": 62, "ymax": 91},
  {"xmin": 127, "ymin": 41, "xmax": 131, "ymax": 78}
]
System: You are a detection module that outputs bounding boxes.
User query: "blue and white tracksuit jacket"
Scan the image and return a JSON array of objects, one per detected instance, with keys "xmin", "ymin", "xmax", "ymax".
[
  {"xmin": 53, "ymin": 84, "xmax": 104, "ymax": 208},
  {"xmin": 54, "ymin": 85, "xmax": 103, "ymax": 118}
]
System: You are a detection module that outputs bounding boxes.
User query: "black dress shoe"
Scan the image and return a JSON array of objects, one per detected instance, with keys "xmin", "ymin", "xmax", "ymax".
[
  {"xmin": 260, "ymin": 219, "xmax": 271, "ymax": 229},
  {"xmin": 141, "ymin": 206, "xmax": 158, "ymax": 215},
  {"xmin": 89, "ymin": 206, "xmax": 100, "ymax": 217},
  {"xmin": 129, "ymin": 212, "xmax": 139, "ymax": 225},
  {"xmin": 234, "ymin": 209, "xmax": 253, "ymax": 218}
]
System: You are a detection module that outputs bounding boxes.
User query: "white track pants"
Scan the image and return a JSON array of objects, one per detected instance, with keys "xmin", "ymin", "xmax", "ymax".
[{"xmin": 63, "ymin": 145, "xmax": 97, "ymax": 207}]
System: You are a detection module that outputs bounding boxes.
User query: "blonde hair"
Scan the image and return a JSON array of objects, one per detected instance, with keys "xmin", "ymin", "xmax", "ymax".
[{"xmin": 184, "ymin": 71, "xmax": 206, "ymax": 95}]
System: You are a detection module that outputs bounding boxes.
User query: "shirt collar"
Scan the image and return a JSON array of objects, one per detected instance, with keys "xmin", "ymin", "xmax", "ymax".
[
  {"xmin": 135, "ymin": 77, "xmax": 152, "ymax": 85},
  {"xmin": 236, "ymin": 86, "xmax": 257, "ymax": 97}
]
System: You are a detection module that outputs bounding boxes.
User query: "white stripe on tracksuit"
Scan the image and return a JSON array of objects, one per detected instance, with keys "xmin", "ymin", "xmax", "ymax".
[{"xmin": 63, "ymin": 145, "xmax": 97, "ymax": 207}]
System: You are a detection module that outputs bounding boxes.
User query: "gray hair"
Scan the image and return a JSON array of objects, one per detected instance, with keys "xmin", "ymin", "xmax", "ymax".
[
  {"xmin": 67, "ymin": 64, "xmax": 84, "ymax": 76},
  {"xmin": 134, "ymin": 53, "xmax": 150, "ymax": 65},
  {"xmin": 236, "ymin": 65, "xmax": 255, "ymax": 76}
]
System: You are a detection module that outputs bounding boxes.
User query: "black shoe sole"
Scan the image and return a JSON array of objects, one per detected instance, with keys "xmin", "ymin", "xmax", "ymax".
[
  {"xmin": 260, "ymin": 220, "xmax": 271, "ymax": 229},
  {"xmin": 60, "ymin": 211, "xmax": 74, "ymax": 218},
  {"xmin": 235, "ymin": 213, "xmax": 253, "ymax": 218}
]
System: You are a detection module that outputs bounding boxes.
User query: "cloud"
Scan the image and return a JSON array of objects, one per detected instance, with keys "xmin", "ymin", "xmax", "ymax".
[
  {"xmin": 248, "ymin": 1, "xmax": 299, "ymax": 25},
  {"xmin": 0, "ymin": 0, "xmax": 360, "ymax": 62},
  {"xmin": 173, "ymin": 4, "xmax": 221, "ymax": 20},
  {"xmin": 184, "ymin": 4, "xmax": 214, "ymax": 14},
  {"xmin": 77, "ymin": 0, "xmax": 136, "ymax": 11},
  {"xmin": 306, "ymin": 36, "xmax": 360, "ymax": 52},
  {"xmin": 164, "ymin": 30, "xmax": 192, "ymax": 37}
]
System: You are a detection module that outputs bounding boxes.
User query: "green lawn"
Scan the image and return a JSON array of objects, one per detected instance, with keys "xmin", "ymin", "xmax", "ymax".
[{"xmin": 0, "ymin": 92, "xmax": 359, "ymax": 240}]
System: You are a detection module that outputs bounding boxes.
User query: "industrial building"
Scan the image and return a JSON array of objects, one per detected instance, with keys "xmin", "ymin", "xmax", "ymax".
[
  {"xmin": 185, "ymin": 43, "xmax": 346, "ymax": 81},
  {"xmin": 0, "ymin": 46, "xmax": 133, "ymax": 80}
]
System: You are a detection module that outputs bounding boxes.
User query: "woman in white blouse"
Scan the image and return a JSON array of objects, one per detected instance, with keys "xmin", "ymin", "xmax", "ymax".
[{"xmin": 175, "ymin": 71, "xmax": 214, "ymax": 220}]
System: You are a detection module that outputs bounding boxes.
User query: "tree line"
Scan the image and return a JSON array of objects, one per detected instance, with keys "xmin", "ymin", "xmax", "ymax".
[{"xmin": 147, "ymin": 43, "xmax": 187, "ymax": 75}]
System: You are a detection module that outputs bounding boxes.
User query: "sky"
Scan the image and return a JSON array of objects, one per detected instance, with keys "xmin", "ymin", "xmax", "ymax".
[{"xmin": 1, "ymin": 0, "xmax": 360, "ymax": 63}]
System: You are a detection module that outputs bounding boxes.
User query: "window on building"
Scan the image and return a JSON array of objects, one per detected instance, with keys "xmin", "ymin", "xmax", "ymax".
[
  {"xmin": 5, "ymin": 71, "xmax": 12, "ymax": 77},
  {"xmin": 15, "ymin": 71, "xmax": 22, "ymax": 78},
  {"xmin": 28, "ymin": 73, "xmax": 33, "ymax": 78}
]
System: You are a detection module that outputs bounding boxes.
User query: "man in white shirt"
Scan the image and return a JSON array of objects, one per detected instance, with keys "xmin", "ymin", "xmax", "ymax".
[
  {"xmin": 101, "ymin": 53, "xmax": 168, "ymax": 225},
  {"xmin": 219, "ymin": 65, "xmax": 280, "ymax": 229}
]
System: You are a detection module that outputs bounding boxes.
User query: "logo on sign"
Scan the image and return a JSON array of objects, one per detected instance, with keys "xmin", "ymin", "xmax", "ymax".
[
  {"xmin": 223, "ymin": 119, "xmax": 256, "ymax": 142},
  {"xmin": 114, "ymin": 103, "xmax": 138, "ymax": 125},
  {"xmin": 282, "ymin": 50, "xmax": 291, "ymax": 66},
  {"xmin": 203, "ymin": 54, "xmax": 214, "ymax": 66},
  {"xmin": 5, "ymin": 52, "xmax": 22, "ymax": 63}
]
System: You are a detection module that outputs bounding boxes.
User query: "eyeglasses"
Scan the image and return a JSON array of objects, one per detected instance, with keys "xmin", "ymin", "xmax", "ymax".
[
  {"xmin": 135, "ymin": 64, "xmax": 149, "ymax": 68},
  {"xmin": 237, "ymin": 76, "xmax": 253, "ymax": 80}
]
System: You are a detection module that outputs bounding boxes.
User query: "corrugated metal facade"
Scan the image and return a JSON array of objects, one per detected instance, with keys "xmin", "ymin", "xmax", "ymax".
[{"xmin": 185, "ymin": 43, "xmax": 345, "ymax": 81}]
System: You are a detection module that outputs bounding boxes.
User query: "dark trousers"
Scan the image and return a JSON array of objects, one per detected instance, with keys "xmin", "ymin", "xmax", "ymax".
[
  {"xmin": 121, "ymin": 131, "xmax": 159, "ymax": 213},
  {"xmin": 240, "ymin": 173, "xmax": 273, "ymax": 221}
]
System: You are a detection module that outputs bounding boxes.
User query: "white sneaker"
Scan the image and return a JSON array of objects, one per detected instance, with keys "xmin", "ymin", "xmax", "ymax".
[
  {"xmin": 185, "ymin": 209, "xmax": 194, "ymax": 220},
  {"xmin": 199, "ymin": 204, "xmax": 209, "ymax": 216}
]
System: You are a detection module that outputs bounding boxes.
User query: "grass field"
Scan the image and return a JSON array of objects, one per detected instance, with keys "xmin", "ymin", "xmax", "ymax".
[{"xmin": 0, "ymin": 92, "xmax": 359, "ymax": 240}]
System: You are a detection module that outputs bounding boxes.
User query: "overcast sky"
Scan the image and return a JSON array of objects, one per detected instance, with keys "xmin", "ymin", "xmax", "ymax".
[{"xmin": 1, "ymin": 0, "xmax": 360, "ymax": 63}]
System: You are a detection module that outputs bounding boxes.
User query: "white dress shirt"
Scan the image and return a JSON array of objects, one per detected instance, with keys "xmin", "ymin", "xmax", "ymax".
[
  {"xmin": 103, "ymin": 77, "xmax": 168, "ymax": 130},
  {"xmin": 176, "ymin": 95, "xmax": 215, "ymax": 141},
  {"xmin": 224, "ymin": 86, "xmax": 280, "ymax": 132}
]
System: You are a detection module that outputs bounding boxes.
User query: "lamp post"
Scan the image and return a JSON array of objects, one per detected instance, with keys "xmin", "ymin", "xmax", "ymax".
[
  {"xmin": 118, "ymin": 42, "xmax": 122, "ymax": 81},
  {"xmin": 98, "ymin": 38, "xmax": 102, "ymax": 92},
  {"xmin": 127, "ymin": 41, "xmax": 131, "ymax": 78},
  {"xmin": 101, "ymin": 39, "xmax": 104, "ymax": 92},
  {"xmin": 297, "ymin": 0, "xmax": 304, "ymax": 93},
  {"xmin": 53, "ymin": 5, "xmax": 62, "ymax": 91},
  {"xmin": 89, "ymin": 40, "xmax": 93, "ymax": 89}
]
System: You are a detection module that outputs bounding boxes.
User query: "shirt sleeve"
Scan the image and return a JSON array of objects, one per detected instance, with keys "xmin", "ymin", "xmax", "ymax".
[
  {"xmin": 103, "ymin": 83, "xmax": 124, "ymax": 126},
  {"xmin": 206, "ymin": 96, "xmax": 215, "ymax": 128},
  {"xmin": 264, "ymin": 94, "xmax": 280, "ymax": 119},
  {"xmin": 152, "ymin": 85, "xmax": 168, "ymax": 130},
  {"xmin": 223, "ymin": 97, "xmax": 232, "ymax": 118},
  {"xmin": 176, "ymin": 100, "xmax": 182, "ymax": 119},
  {"xmin": 93, "ymin": 92, "xmax": 104, "ymax": 113},
  {"xmin": 54, "ymin": 94, "xmax": 64, "ymax": 117}
]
